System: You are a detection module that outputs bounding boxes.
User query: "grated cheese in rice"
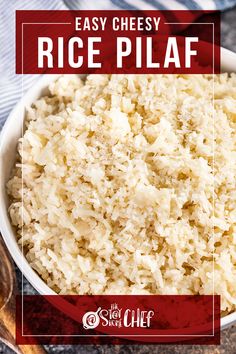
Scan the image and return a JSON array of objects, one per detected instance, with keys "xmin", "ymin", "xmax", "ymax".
[{"xmin": 7, "ymin": 74, "xmax": 236, "ymax": 313}]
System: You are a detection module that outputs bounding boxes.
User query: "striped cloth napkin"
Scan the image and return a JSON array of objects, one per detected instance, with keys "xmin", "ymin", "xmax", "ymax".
[{"xmin": 0, "ymin": 0, "xmax": 236, "ymax": 130}]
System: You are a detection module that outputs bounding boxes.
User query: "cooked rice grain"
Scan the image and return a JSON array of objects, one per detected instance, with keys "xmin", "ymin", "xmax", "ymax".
[{"xmin": 7, "ymin": 74, "xmax": 236, "ymax": 312}]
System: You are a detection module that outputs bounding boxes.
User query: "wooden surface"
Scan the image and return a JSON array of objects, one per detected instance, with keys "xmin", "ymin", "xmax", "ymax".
[{"xmin": 0, "ymin": 238, "xmax": 46, "ymax": 354}]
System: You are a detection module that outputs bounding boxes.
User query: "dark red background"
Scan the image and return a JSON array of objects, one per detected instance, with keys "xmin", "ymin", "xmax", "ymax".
[
  {"xmin": 16, "ymin": 10, "xmax": 220, "ymax": 74},
  {"xmin": 16, "ymin": 295, "xmax": 220, "ymax": 345}
]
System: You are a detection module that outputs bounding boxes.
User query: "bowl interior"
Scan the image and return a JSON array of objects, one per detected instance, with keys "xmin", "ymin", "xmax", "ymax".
[{"xmin": 1, "ymin": 56, "xmax": 236, "ymax": 328}]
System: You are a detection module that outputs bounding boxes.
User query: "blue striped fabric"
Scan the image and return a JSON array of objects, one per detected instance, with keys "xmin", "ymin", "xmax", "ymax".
[{"xmin": 0, "ymin": 0, "xmax": 236, "ymax": 130}]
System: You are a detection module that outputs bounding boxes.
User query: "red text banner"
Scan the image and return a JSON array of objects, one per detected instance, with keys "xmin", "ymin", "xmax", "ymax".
[
  {"xmin": 16, "ymin": 295, "xmax": 220, "ymax": 345},
  {"xmin": 16, "ymin": 10, "xmax": 220, "ymax": 74}
]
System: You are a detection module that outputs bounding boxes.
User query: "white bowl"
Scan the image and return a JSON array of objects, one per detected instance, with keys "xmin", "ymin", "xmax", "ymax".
[{"xmin": 1, "ymin": 48, "xmax": 236, "ymax": 331}]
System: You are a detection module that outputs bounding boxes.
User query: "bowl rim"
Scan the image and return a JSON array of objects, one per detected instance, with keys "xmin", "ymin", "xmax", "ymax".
[{"xmin": 1, "ymin": 49, "xmax": 236, "ymax": 331}]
